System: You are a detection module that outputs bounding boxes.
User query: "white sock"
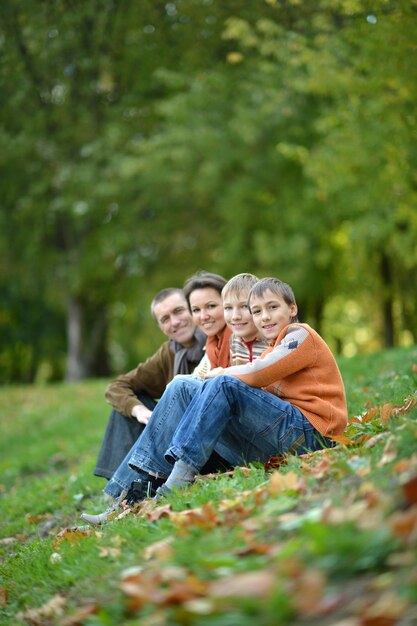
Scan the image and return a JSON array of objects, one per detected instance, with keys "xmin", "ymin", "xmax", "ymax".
[{"xmin": 164, "ymin": 459, "xmax": 196, "ymax": 491}]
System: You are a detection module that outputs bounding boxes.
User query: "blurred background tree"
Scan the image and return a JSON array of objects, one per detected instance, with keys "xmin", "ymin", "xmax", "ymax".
[{"xmin": 0, "ymin": 0, "xmax": 415, "ymax": 383}]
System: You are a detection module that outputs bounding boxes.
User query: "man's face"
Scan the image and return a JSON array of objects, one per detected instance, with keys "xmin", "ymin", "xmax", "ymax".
[{"xmin": 153, "ymin": 293, "xmax": 196, "ymax": 347}]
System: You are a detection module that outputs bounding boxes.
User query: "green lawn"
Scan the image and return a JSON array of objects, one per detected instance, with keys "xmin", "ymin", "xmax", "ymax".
[{"xmin": 0, "ymin": 346, "xmax": 416, "ymax": 625}]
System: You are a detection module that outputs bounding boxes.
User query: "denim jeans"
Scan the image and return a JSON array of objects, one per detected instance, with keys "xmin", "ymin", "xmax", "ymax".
[
  {"xmin": 104, "ymin": 376, "xmax": 204, "ymax": 498},
  {"xmin": 94, "ymin": 393, "xmax": 157, "ymax": 480},
  {"xmin": 166, "ymin": 375, "xmax": 332, "ymax": 471}
]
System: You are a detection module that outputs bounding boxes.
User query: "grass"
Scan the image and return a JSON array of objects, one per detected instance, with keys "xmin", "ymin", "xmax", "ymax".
[{"xmin": 0, "ymin": 345, "xmax": 416, "ymax": 625}]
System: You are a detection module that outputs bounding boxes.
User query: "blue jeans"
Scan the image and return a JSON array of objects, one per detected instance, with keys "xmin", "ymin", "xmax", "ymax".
[
  {"xmin": 166, "ymin": 375, "xmax": 333, "ymax": 471},
  {"xmin": 104, "ymin": 376, "xmax": 205, "ymax": 498}
]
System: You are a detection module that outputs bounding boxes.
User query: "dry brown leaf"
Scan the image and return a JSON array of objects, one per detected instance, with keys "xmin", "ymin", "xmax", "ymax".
[
  {"xmin": 98, "ymin": 546, "xmax": 121, "ymax": 559},
  {"xmin": 54, "ymin": 527, "xmax": 90, "ymax": 548},
  {"xmin": 60, "ymin": 604, "xmax": 99, "ymax": 626},
  {"xmin": 331, "ymin": 434, "xmax": 356, "ymax": 445},
  {"xmin": 0, "ymin": 589, "xmax": 8, "ymax": 606},
  {"xmin": 145, "ymin": 503, "xmax": 172, "ymax": 522},
  {"xmin": 25, "ymin": 512, "xmax": 51, "ymax": 525},
  {"xmin": 359, "ymin": 590, "xmax": 409, "ymax": 624},
  {"xmin": 143, "ymin": 536, "xmax": 174, "ymax": 561},
  {"xmin": 209, "ymin": 569, "xmax": 275, "ymax": 599},
  {"xmin": 162, "ymin": 574, "xmax": 207, "ymax": 605},
  {"xmin": 120, "ymin": 570, "xmax": 165, "ymax": 611},
  {"xmin": 389, "ymin": 505, "xmax": 417, "ymax": 538},
  {"xmin": 402, "ymin": 474, "xmax": 417, "ymax": 506},
  {"xmin": 392, "ymin": 394, "xmax": 417, "ymax": 415},
  {"xmin": 170, "ymin": 503, "xmax": 219, "ymax": 529},
  {"xmin": 308, "ymin": 457, "xmax": 333, "ymax": 478},
  {"xmin": 269, "ymin": 470, "xmax": 300, "ymax": 494},
  {"xmin": 361, "ymin": 407, "xmax": 380, "ymax": 423},
  {"xmin": 379, "ymin": 403, "xmax": 393, "ymax": 426},
  {"xmin": 377, "ymin": 435, "xmax": 397, "ymax": 467},
  {"xmin": 290, "ymin": 568, "xmax": 326, "ymax": 617},
  {"xmin": 16, "ymin": 594, "xmax": 67, "ymax": 622}
]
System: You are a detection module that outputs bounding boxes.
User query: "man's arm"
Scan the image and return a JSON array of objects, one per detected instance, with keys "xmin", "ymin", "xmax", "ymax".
[{"xmin": 105, "ymin": 342, "xmax": 174, "ymax": 418}]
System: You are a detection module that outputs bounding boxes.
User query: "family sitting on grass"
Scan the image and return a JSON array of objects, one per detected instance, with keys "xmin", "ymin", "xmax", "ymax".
[{"xmin": 81, "ymin": 271, "xmax": 348, "ymax": 525}]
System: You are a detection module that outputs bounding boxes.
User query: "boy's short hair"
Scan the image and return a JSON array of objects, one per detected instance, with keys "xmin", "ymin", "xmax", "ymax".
[
  {"xmin": 183, "ymin": 271, "xmax": 227, "ymax": 306},
  {"xmin": 249, "ymin": 277, "xmax": 299, "ymax": 322},
  {"xmin": 150, "ymin": 288, "xmax": 185, "ymax": 321},
  {"xmin": 222, "ymin": 273, "xmax": 259, "ymax": 301}
]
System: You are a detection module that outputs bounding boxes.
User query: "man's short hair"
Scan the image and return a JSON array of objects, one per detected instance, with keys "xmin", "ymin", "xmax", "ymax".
[{"xmin": 150, "ymin": 288, "xmax": 186, "ymax": 322}]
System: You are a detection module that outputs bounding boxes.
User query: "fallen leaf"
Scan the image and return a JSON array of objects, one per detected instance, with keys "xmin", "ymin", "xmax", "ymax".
[
  {"xmin": 389, "ymin": 505, "xmax": 417, "ymax": 538},
  {"xmin": 0, "ymin": 589, "xmax": 8, "ymax": 606},
  {"xmin": 291, "ymin": 568, "xmax": 326, "ymax": 616},
  {"xmin": 269, "ymin": 470, "xmax": 300, "ymax": 494},
  {"xmin": 25, "ymin": 512, "xmax": 51, "ymax": 524},
  {"xmin": 359, "ymin": 590, "xmax": 409, "ymax": 624},
  {"xmin": 60, "ymin": 604, "xmax": 99, "ymax": 626},
  {"xmin": 145, "ymin": 503, "xmax": 172, "ymax": 522},
  {"xmin": 16, "ymin": 594, "xmax": 66, "ymax": 622},
  {"xmin": 379, "ymin": 403, "xmax": 393, "ymax": 426},
  {"xmin": 402, "ymin": 475, "xmax": 417, "ymax": 506},
  {"xmin": 54, "ymin": 527, "xmax": 90, "ymax": 548},
  {"xmin": 98, "ymin": 546, "xmax": 121, "ymax": 558},
  {"xmin": 209, "ymin": 569, "xmax": 275, "ymax": 599},
  {"xmin": 143, "ymin": 537, "xmax": 174, "ymax": 561}
]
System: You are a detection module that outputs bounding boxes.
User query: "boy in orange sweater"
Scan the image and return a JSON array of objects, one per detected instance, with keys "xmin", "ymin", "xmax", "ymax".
[{"xmin": 160, "ymin": 277, "xmax": 348, "ymax": 493}]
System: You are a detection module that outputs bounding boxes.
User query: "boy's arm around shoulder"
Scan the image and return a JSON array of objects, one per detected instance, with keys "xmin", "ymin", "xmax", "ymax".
[{"xmin": 222, "ymin": 325, "xmax": 313, "ymax": 388}]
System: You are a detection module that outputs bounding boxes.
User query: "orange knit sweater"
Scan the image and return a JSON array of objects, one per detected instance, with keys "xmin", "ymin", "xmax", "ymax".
[{"xmin": 225, "ymin": 323, "xmax": 347, "ymax": 438}]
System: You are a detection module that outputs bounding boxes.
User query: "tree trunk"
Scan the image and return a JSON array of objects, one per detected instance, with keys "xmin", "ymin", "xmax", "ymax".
[
  {"xmin": 380, "ymin": 252, "xmax": 395, "ymax": 348},
  {"xmin": 65, "ymin": 294, "xmax": 111, "ymax": 381},
  {"xmin": 66, "ymin": 295, "xmax": 87, "ymax": 381}
]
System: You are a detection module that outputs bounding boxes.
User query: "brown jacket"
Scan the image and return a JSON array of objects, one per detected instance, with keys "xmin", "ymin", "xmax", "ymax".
[{"xmin": 105, "ymin": 341, "xmax": 197, "ymax": 417}]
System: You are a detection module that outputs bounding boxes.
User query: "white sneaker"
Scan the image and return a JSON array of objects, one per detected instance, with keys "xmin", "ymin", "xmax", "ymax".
[{"xmin": 80, "ymin": 490, "xmax": 127, "ymax": 525}]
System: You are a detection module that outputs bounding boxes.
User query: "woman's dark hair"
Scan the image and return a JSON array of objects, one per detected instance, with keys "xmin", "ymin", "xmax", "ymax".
[{"xmin": 183, "ymin": 271, "xmax": 227, "ymax": 306}]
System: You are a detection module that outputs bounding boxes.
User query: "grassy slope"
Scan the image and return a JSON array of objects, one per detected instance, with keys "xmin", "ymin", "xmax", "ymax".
[{"xmin": 0, "ymin": 346, "xmax": 416, "ymax": 625}]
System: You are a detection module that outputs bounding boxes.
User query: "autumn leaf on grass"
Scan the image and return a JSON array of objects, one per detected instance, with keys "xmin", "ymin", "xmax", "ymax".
[
  {"xmin": 143, "ymin": 503, "xmax": 172, "ymax": 522},
  {"xmin": 54, "ymin": 527, "xmax": 90, "ymax": 548},
  {"xmin": 0, "ymin": 589, "xmax": 8, "ymax": 607},
  {"xmin": 143, "ymin": 536, "xmax": 174, "ymax": 561},
  {"xmin": 358, "ymin": 590, "xmax": 410, "ymax": 625},
  {"xmin": 401, "ymin": 474, "xmax": 417, "ymax": 506},
  {"xmin": 209, "ymin": 568, "xmax": 275, "ymax": 600},
  {"xmin": 16, "ymin": 594, "xmax": 66, "ymax": 623},
  {"xmin": 289, "ymin": 568, "xmax": 327, "ymax": 618},
  {"xmin": 120, "ymin": 568, "xmax": 165, "ymax": 611},
  {"xmin": 60, "ymin": 604, "xmax": 99, "ymax": 626},
  {"xmin": 389, "ymin": 504, "xmax": 417, "ymax": 539},
  {"xmin": 25, "ymin": 512, "xmax": 52, "ymax": 524},
  {"xmin": 170, "ymin": 502, "xmax": 219, "ymax": 530},
  {"xmin": 98, "ymin": 546, "xmax": 121, "ymax": 559},
  {"xmin": 269, "ymin": 470, "xmax": 301, "ymax": 494}
]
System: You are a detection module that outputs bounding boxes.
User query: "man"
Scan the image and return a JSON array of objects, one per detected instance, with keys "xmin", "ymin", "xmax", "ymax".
[{"xmin": 94, "ymin": 288, "xmax": 206, "ymax": 480}]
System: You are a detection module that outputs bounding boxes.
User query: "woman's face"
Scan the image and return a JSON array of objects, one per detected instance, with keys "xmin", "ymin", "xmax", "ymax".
[{"xmin": 189, "ymin": 287, "xmax": 225, "ymax": 337}]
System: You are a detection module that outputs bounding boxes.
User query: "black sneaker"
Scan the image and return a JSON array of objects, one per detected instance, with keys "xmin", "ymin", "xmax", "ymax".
[{"xmin": 125, "ymin": 476, "xmax": 165, "ymax": 505}]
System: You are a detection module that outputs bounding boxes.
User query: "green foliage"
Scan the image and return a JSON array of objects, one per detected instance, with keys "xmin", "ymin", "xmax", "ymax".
[{"xmin": 0, "ymin": 0, "xmax": 416, "ymax": 382}]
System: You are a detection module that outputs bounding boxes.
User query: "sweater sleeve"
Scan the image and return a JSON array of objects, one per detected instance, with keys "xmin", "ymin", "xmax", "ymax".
[
  {"xmin": 105, "ymin": 342, "xmax": 174, "ymax": 417},
  {"xmin": 224, "ymin": 326, "xmax": 311, "ymax": 388}
]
